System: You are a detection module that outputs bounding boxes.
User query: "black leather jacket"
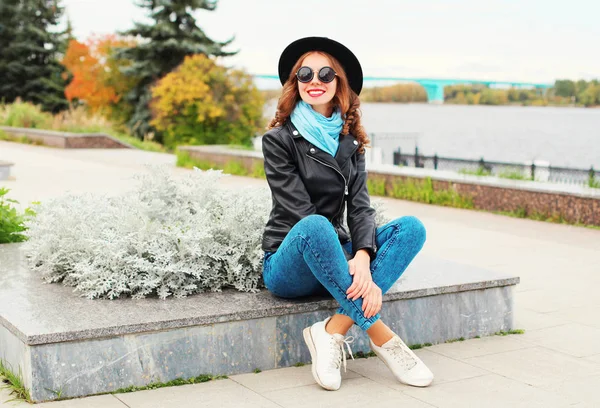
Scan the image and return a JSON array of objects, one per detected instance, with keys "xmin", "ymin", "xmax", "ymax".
[{"xmin": 261, "ymin": 120, "xmax": 378, "ymax": 260}]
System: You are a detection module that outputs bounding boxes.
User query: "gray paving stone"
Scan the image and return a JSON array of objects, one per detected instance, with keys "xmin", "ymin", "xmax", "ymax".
[
  {"xmin": 402, "ymin": 374, "xmax": 573, "ymax": 408},
  {"xmin": 547, "ymin": 305, "xmax": 600, "ymax": 329},
  {"xmin": 425, "ymin": 335, "xmax": 531, "ymax": 360},
  {"xmin": 465, "ymin": 347, "xmax": 600, "ymax": 387},
  {"xmin": 515, "ymin": 289, "xmax": 597, "ymax": 314},
  {"xmin": 516, "ymin": 323, "xmax": 600, "ymax": 358},
  {"xmin": 347, "ymin": 349, "xmax": 487, "ymax": 387},
  {"xmin": 585, "ymin": 354, "xmax": 600, "ymax": 365},
  {"xmin": 514, "ymin": 308, "xmax": 569, "ymax": 331},
  {"xmin": 540, "ymin": 375, "xmax": 600, "ymax": 406},
  {"xmin": 114, "ymin": 378, "xmax": 280, "ymax": 408},
  {"xmin": 36, "ymin": 395, "xmax": 127, "ymax": 407},
  {"xmin": 229, "ymin": 364, "xmax": 361, "ymax": 394},
  {"xmin": 262, "ymin": 376, "xmax": 433, "ymax": 408}
]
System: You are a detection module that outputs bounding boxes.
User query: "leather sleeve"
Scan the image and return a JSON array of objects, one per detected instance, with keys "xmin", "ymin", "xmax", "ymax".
[
  {"xmin": 346, "ymin": 149, "xmax": 378, "ymax": 260},
  {"xmin": 262, "ymin": 130, "xmax": 316, "ymax": 223}
]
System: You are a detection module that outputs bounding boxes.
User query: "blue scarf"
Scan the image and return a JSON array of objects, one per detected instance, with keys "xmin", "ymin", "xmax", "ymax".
[{"xmin": 290, "ymin": 100, "xmax": 344, "ymax": 157}]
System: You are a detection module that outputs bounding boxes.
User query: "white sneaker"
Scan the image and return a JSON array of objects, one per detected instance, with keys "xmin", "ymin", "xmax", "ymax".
[
  {"xmin": 302, "ymin": 317, "xmax": 355, "ymax": 391},
  {"xmin": 370, "ymin": 335, "xmax": 434, "ymax": 387}
]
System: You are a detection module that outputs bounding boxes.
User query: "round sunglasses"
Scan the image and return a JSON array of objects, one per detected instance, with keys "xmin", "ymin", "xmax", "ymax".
[{"xmin": 296, "ymin": 66, "xmax": 337, "ymax": 84}]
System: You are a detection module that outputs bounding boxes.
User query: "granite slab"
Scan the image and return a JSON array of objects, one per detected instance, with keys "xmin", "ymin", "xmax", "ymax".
[
  {"xmin": 0, "ymin": 161, "xmax": 13, "ymax": 180},
  {"xmin": 0, "ymin": 126, "xmax": 133, "ymax": 149},
  {"xmin": 0, "ymin": 243, "xmax": 518, "ymax": 346}
]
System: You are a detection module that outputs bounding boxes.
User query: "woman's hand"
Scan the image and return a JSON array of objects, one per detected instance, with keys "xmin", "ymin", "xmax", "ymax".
[
  {"xmin": 346, "ymin": 249, "xmax": 372, "ymax": 301},
  {"xmin": 362, "ymin": 283, "xmax": 382, "ymax": 318}
]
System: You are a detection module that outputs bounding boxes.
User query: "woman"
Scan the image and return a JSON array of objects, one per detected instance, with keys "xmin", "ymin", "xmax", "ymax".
[{"xmin": 261, "ymin": 36, "xmax": 433, "ymax": 391}]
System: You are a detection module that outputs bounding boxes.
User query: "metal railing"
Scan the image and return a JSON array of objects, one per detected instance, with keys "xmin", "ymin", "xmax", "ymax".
[{"xmin": 392, "ymin": 147, "xmax": 598, "ymax": 186}]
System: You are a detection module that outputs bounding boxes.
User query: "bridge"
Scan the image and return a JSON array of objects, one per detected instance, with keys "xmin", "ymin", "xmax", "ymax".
[{"xmin": 253, "ymin": 74, "xmax": 554, "ymax": 103}]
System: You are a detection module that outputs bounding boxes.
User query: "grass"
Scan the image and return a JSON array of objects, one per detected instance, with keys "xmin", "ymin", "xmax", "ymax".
[
  {"xmin": 458, "ymin": 167, "xmax": 492, "ymax": 177},
  {"xmin": 459, "ymin": 167, "xmax": 530, "ymax": 181},
  {"xmin": 175, "ymin": 150, "xmax": 266, "ymax": 180},
  {"xmin": 223, "ymin": 160, "xmax": 248, "ymax": 176},
  {"xmin": 368, "ymin": 176, "xmax": 474, "ymax": 209},
  {"xmin": 445, "ymin": 337, "xmax": 466, "ymax": 344},
  {"xmin": 495, "ymin": 329, "xmax": 525, "ymax": 336},
  {"xmin": 497, "ymin": 170, "xmax": 530, "ymax": 181},
  {"xmin": 367, "ymin": 178, "xmax": 386, "ymax": 196},
  {"xmin": 0, "ymin": 101, "xmax": 166, "ymax": 153},
  {"xmin": 176, "ymin": 150, "xmax": 217, "ymax": 170},
  {"xmin": 496, "ymin": 207, "xmax": 600, "ymax": 230},
  {"xmin": 0, "ymin": 359, "xmax": 32, "ymax": 403},
  {"xmin": 354, "ymin": 351, "xmax": 377, "ymax": 359},
  {"xmin": 294, "ymin": 362, "xmax": 306, "ymax": 367},
  {"xmin": 253, "ymin": 368, "xmax": 262, "ymax": 374},
  {"xmin": 112, "ymin": 374, "xmax": 228, "ymax": 394},
  {"xmin": 108, "ymin": 131, "xmax": 166, "ymax": 153},
  {"xmin": 408, "ymin": 342, "xmax": 433, "ymax": 350},
  {"xmin": 0, "ymin": 129, "xmax": 46, "ymax": 146},
  {"xmin": 589, "ymin": 174, "xmax": 600, "ymax": 189}
]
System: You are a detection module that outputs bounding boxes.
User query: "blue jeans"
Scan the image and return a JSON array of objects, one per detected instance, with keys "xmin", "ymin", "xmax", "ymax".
[{"xmin": 262, "ymin": 214, "xmax": 426, "ymax": 330}]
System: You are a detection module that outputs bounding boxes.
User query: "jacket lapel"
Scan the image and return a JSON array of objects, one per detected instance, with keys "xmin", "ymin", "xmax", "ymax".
[
  {"xmin": 288, "ymin": 121, "xmax": 359, "ymax": 171},
  {"xmin": 335, "ymin": 134, "xmax": 359, "ymax": 168}
]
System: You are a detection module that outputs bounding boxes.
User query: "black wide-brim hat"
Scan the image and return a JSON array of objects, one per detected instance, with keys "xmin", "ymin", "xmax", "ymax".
[{"xmin": 278, "ymin": 36, "xmax": 363, "ymax": 96}]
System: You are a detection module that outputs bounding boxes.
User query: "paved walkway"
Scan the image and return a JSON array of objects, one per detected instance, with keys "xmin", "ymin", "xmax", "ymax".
[{"xmin": 1, "ymin": 141, "xmax": 600, "ymax": 407}]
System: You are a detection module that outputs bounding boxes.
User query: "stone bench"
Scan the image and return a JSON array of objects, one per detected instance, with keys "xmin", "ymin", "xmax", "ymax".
[
  {"xmin": 0, "ymin": 161, "xmax": 13, "ymax": 180},
  {"xmin": 0, "ymin": 243, "xmax": 519, "ymax": 402},
  {"xmin": 0, "ymin": 126, "xmax": 132, "ymax": 149}
]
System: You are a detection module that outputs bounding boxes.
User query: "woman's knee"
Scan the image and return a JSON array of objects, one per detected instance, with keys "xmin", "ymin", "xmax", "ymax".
[
  {"xmin": 295, "ymin": 214, "xmax": 336, "ymax": 238},
  {"xmin": 394, "ymin": 216, "xmax": 427, "ymax": 247},
  {"xmin": 298, "ymin": 214, "xmax": 330, "ymax": 227}
]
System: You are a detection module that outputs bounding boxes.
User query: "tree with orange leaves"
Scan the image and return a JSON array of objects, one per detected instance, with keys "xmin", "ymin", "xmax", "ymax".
[{"xmin": 61, "ymin": 34, "xmax": 137, "ymax": 116}]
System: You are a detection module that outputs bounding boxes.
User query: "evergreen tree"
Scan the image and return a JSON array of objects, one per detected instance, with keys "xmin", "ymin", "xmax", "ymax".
[
  {"xmin": 0, "ymin": 0, "xmax": 68, "ymax": 113},
  {"xmin": 61, "ymin": 14, "xmax": 76, "ymax": 52},
  {"xmin": 0, "ymin": 0, "xmax": 21, "ymax": 103},
  {"xmin": 116, "ymin": 0, "xmax": 236, "ymax": 140}
]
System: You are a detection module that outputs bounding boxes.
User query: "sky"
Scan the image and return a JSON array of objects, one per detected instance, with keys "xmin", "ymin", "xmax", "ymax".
[{"xmin": 61, "ymin": 0, "xmax": 600, "ymax": 87}]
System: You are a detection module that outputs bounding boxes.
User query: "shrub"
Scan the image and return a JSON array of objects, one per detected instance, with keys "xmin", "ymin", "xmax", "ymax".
[
  {"xmin": 22, "ymin": 167, "xmax": 391, "ymax": 299},
  {"xmin": 22, "ymin": 167, "xmax": 270, "ymax": 299},
  {"xmin": 0, "ymin": 100, "xmax": 52, "ymax": 129},
  {"xmin": 0, "ymin": 102, "xmax": 166, "ymax": 153},
  {"xmin": 150, "ymin": 54, "xmax": 265, "ymax": 149},
  {"xmin": 50, "ymin": 105, "xmax": 114, "ymax": 133},
  {"xmin": 0, "ymin": 188, "xmax": 36, "ymax": 244}
]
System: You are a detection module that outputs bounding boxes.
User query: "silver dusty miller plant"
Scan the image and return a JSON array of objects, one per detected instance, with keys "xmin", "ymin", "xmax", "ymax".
[{"xmin": 23, "ymin": 166, "xmax": 390, "ymax": 300}]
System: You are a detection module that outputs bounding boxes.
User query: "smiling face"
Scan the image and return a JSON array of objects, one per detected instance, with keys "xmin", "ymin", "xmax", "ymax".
[{"xmin": 297, "ymin": 52, "xmax": 337, "ymax": 117}]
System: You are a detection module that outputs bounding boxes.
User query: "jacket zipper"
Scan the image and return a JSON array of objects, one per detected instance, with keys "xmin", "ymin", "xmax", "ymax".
[{"xmin": 307, "ymin": 154, "xmax": 348, "ymax": 221}]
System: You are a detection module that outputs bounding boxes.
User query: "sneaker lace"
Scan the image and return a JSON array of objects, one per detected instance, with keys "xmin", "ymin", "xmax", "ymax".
[
  {"xmin": 331, "ymin": 335, "xmax": 355, "ymax": 372},
  {"xmin": 385, "ymin": 337, "xmax": 418, "ymax": 371}
]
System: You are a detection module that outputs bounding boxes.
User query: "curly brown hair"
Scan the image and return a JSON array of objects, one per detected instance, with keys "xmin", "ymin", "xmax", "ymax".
[{"xmin": 267, "ymin": 51, "xmax": 370, "ymax": 153}]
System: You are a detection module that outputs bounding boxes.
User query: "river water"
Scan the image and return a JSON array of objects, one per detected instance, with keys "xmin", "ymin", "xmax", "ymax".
[{"xmin": 264, "ymin": 102, "xmax": 600, "ymax": 169}]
